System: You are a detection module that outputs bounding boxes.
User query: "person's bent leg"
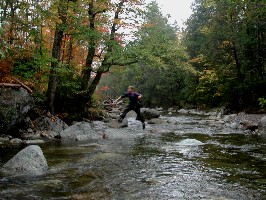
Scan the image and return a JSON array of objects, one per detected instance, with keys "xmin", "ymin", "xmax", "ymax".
[
  {"xmin": 119, "ymin": 105, "xmax": 131, "ymax": 122},
  {"xmin": 134, "ymin": 107, "xmax": 145, "ymax": 129}
]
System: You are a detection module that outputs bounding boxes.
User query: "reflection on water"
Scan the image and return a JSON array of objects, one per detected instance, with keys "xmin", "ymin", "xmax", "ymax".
[{"xmin": 0, "ymin": 115, "xmax": 266, "ymax": 199}]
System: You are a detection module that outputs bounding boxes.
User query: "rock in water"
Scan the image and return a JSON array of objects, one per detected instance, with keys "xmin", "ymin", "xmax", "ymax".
[
  {"xmin": 259, "ymin": 116, "xmax": 266, "ymax": 135},
  {"xmin": 59, "ymin": 121, "xmax": 100, "ymax": 140},
  {"xmin": 1, "ymin": 145, "xmax": 48, "ymax": 176},
  {"xmin": 0, "ymin": 87, "xmax": 34, "ymax": 134},
  {"xmin": 141, "ymin": 108, "xmax": 160, "ymax": 120},
  {"xmin": 33, "ymin": 115, "xmax": 68, "ymax": 134}
]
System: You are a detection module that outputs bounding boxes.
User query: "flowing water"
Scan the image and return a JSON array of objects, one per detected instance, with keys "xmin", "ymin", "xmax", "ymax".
[{"xmin": 0, "ymin": 114, "xmax": 266, "ymax": 199}]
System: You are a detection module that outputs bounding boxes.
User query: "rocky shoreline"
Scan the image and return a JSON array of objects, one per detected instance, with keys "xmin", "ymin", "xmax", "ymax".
[
  {"xmin": 1, "ymin": 86, "xmax": 265, "ymax": 147},
  {"xmin": 0, "ymin": 107, "xmax": 266, "ymax": 148}
]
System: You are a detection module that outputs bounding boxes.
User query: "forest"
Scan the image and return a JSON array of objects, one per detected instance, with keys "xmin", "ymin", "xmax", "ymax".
[{"xmin": 0, "ymin": 0, "xmax": 265, "ymax": 121}]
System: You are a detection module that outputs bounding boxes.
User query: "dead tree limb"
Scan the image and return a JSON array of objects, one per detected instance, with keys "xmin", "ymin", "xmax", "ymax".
[
  {"xmin": 0, "ymin": 83, "xmax": 21, "ymax": 88},
  {"xmin": 12, "ymin": 77, "xmax": 33, "ymax": 93}
]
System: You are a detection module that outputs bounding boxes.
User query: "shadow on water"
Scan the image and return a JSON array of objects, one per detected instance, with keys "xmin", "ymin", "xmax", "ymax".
[{"xmin": 1, "ymin": 114, "xmax": 266, "ymax": 199}]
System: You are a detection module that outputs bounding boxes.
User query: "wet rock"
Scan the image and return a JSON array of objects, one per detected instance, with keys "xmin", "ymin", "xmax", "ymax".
[
  {"xmin": 1, "ymin": 145, "xmax": 48, "ymax": 176},
  {"xmin": 167, "ymin": 107, "xmax": 175, "ymax": 112},
  {"xmin": 223, "ymin": 114, "xmax": 237, "ymax": 122},
  {"xmin": 177, "ymin": 109, "xmax": 189, "ymax": 115},
  {"xmin": 147, "ymin": 118, "xmax": 164, "ymax": 124},
  {"xmin": 141, "ymin": 108, "xmax": 160, "ymax": 120},
  {"xmin": 24, "ymin": 139, "xmax": 45, "ymax": 144},
  {"xmin": 226, "ymin": 122, "xmax": 239, "ymax": 129},
  {"xmin": 259, "ymin": 116, "xmax": 266, "ymax": 135},
  {"xmin": 106, "ymin": 119, "xmax": 123, "ymax": 129},
  {"xmin": 156, "ymin": 107, "xmax": 164, "ymax": 112},
  {"xmin": 33, "ymin": 115, "xmax": 68, "ymax": 136},
  {"xmin": 205, "ymin": 111, "xmax": 219, "ymax": 116},
  {"xmin": 190, "ymin": 109, "xmax": 205, "ymax": 115},
  {"xmin": 0, "ymin": 136, "xmax": 10, "ymax": 143},
  {"xmin": 166, "ymin": 117, "xmax": 179, "ymax": 124},
  {"xmin": 91, "ymin": 121, "xmax": 108, "ymax": 131},
  {"xmin": 120, "ymin": 118, "xmax": 128, "ymax": 127},
  {"xmin": 20, "ymin": 129, "xmax": 41, "ymax": 139},
  {"xmin": 108, "ymin": 113, "xmax": 119, "ymax": 119},
  {"xmin": 9, "ymin": 138, "xmax": 23, "ymax": 144},
  {"xmin": 60, "ymin": 121, "xmax": 100, "ymax": 141},
  {"xmin": 0, "ymin": 87, "xmax": 34, "ymax": 134},
  {"xmin": 45, "ymin": 130, "xmax": 60, "ymax": 138},
  {"xmin": 155, "ymin": 129, "xmax": 173, "ymax": 134},
  {"xmin": 127, "ymin": 117, "xmax": 142, "ymax": 129},
  {"xmin": 240, "ymin": 120, "xmax": 258, "ymax": 132}
]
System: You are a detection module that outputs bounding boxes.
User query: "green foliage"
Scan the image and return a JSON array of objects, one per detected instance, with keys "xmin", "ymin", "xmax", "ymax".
[
  {"xmin": 191, "ymin": 69, "xmax": 221, "ymax": 107},
  {"xmin": 2, "ymin": 0, "xmax": 264, "ymax": 113},
  {"xmin": 13, "ymin": 58, "xmax": 39, "ymax": 79},
  {"xmin": 56, "ymin": 67, "xmax": 82, "ymax": 98},
  {"xmin": 258, "ymin": 98, "xmax": 266, "ymax": 109},
  {"xmin": 99, "ymin": 2, "xmax": 198, "ymax": 108},
  {"xmin": 184, "ymin": 0, "xmax": 266, "ymax": 109}
]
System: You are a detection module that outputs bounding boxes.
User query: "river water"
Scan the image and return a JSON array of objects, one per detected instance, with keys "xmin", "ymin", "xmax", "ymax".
[{"xmin": 0, "ymin": 114, "xmax": 266, "ymax": 199}]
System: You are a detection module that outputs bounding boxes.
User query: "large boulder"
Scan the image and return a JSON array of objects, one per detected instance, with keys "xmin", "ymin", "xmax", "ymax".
[
  {"xmin": 59, "ymin": 121, "xmax": 100, "ymax": 141},
  {"xmin": 141, "ymin": 108, "xmax": 160, "ymax": 120},
  {"xmin": 259, "ymin": 116, "xmax": 266, "ymax": 135},
  {"xmin": 1, "ymin": 145, "xmax": 48, "ymax": 176},
  {"xmin": 0, "ymin": 87, "xmax": 33, "ymax": 134},
  {"xmin": 33, "ymin": 115, "xmax": 68, "ymax": 138}
]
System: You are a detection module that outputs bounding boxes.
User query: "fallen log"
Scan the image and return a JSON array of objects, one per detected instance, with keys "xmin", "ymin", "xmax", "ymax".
[
  {"xmin": 0, "ymin": 83, "xmax": 21, "ymax": 88},
  {"xmin": 12, "ymin": 77, "xmax": 33, "ymax": 93}
]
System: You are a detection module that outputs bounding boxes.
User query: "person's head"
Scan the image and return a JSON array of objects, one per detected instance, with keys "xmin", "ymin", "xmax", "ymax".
[{"xmin": 127, "ymin": 86, "xmax": 135, "ymax": 93}]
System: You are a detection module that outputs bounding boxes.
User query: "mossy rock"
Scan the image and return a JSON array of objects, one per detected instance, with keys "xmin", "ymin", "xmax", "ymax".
[{"xmin": 0, "ymin": 87, "xmax": 33, "ymax": 134}]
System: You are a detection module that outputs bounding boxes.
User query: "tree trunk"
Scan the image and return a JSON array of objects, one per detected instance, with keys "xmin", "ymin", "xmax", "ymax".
[
  {"xmin": 66, "ymin": 36, "xmax": 73, "ymax": 67},
  {"xmin": 8, "ymin": 1, "xmax": 17, "ymax": 45},
  {"xmin": 232, "ymin": 44, "xmax": 243, "ymax": 82},
  {"xmin": 47, "ymin": 27, "xmax": 64, "ymax": 113},
  {"xmin": 256, "ymin": 20, "xmax": 265, "ymax": 80},
  {"xmin": 47, "ymin": 0, "xmax": 67, "ymax": 113},
  {"xmin": 81, "ymin": 2, "xmax": 96, "ymax": 90},
  {"xmin": 84, "ymin": 0, "xmax": 125, "ymax": 99}
]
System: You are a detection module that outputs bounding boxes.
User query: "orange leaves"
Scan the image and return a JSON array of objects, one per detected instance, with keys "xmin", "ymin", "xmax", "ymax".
[
  {"xmin": 0, "ymin": 59, "xmax": 13, "ymax": 83},
  {"xmin": 97, "ymin": 26, "xmax": 109, "ymax": 33},
  {"xmin": 100, "ymin": 85, "xmax": 109, "ymax": 91}
]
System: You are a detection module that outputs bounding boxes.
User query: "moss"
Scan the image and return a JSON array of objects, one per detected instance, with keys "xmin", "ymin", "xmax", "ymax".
[{"xmin": 0, "ymin": 106, "xmax": 18, "ymax": 122}]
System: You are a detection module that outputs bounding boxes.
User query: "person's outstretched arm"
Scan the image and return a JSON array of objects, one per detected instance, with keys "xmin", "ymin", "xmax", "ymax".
[{"xmin": 115, "ymin": 96, "xmax": 122, "ymax": 102}]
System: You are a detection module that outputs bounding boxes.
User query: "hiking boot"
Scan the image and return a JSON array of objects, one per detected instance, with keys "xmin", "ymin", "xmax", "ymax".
[{"xmin": 142, "ymin": 122, "xmax": 145, "ymax": 130}]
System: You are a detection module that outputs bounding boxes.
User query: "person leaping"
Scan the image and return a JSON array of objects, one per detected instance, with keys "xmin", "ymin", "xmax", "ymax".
[{"xmin": 114, "ymin": 86, "xmax": 145, "ymax": 129}]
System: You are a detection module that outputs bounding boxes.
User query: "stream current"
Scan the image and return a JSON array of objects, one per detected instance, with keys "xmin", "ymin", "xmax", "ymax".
[{"xmin": 0, "ymin": 114, "xmax": 266, "ymax": 199}]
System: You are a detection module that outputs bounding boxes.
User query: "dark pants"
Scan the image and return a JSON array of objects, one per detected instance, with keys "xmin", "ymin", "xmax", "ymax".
[{"xmin": 119, "ymin": 104, "xmax": 145, "ymax": 123}]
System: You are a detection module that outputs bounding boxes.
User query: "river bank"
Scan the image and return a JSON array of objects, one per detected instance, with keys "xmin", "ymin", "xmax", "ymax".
[{"xmin": 0, "ymin": 107, "xmax": 266, "ymax": 148}]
